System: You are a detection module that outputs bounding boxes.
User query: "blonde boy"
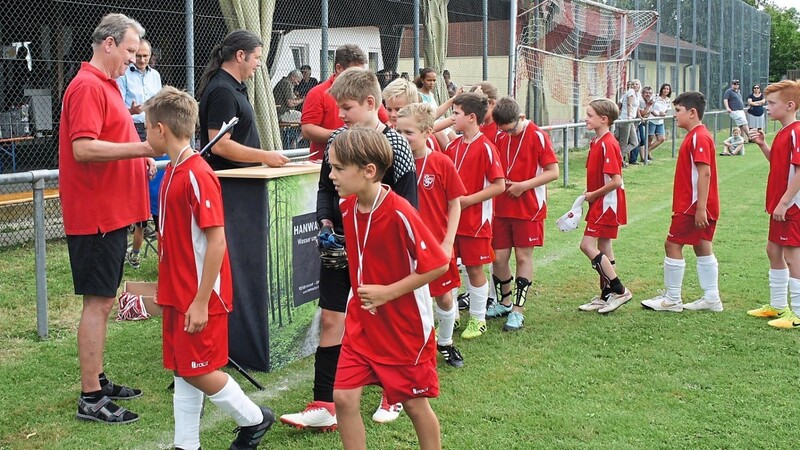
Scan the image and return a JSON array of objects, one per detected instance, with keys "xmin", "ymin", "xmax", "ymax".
[
  {"xmin": 281, "ymin": 67, "xmax": 416, "ymax": 429},
  {"xmin": 641, "ymin": 92, "xmax": 723, "ymax": 312},
  {"xmin": 747, "ymin": 80, "xmax": 800, "ymax": 328},
  {"xmin": 328, "ymin": 127, "xmax": 449, "ymax": 450},
  {"xmin": 486, "ymin": 97, "xmax": 559, "ymax": 329},
  {"xmin": 577, "ymin": 98, "xmax": 632, "ymax": 314},
  {"xmin": 397, "ymin": 103, "xmax": 467, "ymax": 366},
  {"xmin": 147, "ymin": 87, "xmax": 274, "ymax": 450},
  {"xmin": 444, "ymin": 92, "xmax": 505, "ymax": 339}
]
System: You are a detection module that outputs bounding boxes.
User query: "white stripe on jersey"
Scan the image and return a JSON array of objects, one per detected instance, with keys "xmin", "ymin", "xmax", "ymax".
[
  {"xmin": 396, "ymin": 209, "xmax": 435, "ymax": 365},
  {"xmin": 188, "ymin": 170, "xmax": 227, "ymax": 312},
  {"xmin": 480, "ymin": 142, "xmax": 495, "ymax": 235},
  {"xmin": 689, "ymin": 133, "xmax": 699, "ymax": 209},
  {"xmin": 600, "ymin": 142, "xmax": 619, "ymax": 217},
  {"xmin": 789, "ymin": 129, "xmax": 800, "ymax": 209},
  {"xmin": 533, "ymin": 130, "xmax": 547, "ymax": 213}
]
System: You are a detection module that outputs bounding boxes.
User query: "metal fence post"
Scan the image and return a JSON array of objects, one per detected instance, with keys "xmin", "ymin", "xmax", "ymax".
[
  {"xmin": 671, "ymin": 117, "xmax": 677, "ymax": 158},
  {"xmin": 508, "ymin": 0, "xmax": 517, "ymax": 95},
  {"xmin": 185, "ymin": 0, "xmax": 194, "ymax": 96},
  {"xmin": 413, "ymin": 0, "xmax": 420, "ymax": 77},
  {"xmin": 32, "ymin": 173, "xmax": 48, "ymax": 339},
  {"xmin": 320, "ymin": 0, "xmax": 329, "ymax": 80},
  {"xmin": 562, "ymin": 129, "xmax": 569, "ymax": 187},
  {"xmin": 482, "ymin": 0, "xmax": 488, "ymax": 81},
  {"xmin": 714, "ymin": 112, "xmax": 718, "ymax": 143}
]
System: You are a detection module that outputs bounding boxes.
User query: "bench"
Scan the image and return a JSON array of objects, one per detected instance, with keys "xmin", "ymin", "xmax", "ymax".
[{"xmin": 0, "ymin": 188, "xmax": 59, "ymax": 207}]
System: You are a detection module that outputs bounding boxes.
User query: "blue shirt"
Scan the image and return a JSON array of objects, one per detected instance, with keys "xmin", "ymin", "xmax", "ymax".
[{"xmin": 117, "ymin": 64, "xmax": 163, "ymax": 123}]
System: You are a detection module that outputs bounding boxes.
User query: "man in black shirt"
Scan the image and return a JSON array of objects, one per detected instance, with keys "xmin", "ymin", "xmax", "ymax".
[{"xmin": 197, "ymin": 29, "xmax": 289, "ymax": 170}]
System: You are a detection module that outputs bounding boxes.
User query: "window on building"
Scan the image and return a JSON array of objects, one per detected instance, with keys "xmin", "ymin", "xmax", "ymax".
[{"xmin": 289, "ymin": 45, "xmax": 308, "ymax": 69}]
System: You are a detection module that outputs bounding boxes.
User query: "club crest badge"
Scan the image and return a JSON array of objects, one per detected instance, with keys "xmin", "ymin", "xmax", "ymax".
[{"xmin": 423, "ymin": 174, "xmax": 435, "ymax": 190}]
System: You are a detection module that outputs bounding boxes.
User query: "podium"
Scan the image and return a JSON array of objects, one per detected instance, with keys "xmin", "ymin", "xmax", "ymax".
[{"xmin": 216, "ymin": 163, "xmax": 323, "ymax": 372}]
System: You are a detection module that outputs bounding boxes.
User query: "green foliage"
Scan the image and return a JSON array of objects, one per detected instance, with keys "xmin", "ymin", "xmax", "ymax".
[
  {"xmin": 763, "ymin": 4, "xmax": 800, "ymax": 81},
  {"xmin": 3, "ymin": 130, "xmax": 800, "ymax": 449}
]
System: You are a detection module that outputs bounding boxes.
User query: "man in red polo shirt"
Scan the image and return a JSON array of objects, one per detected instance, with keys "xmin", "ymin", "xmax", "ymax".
[
  {"xmin": 59, "ymin": 13, "xmax": 160, "ymax": 425},
  {"xmin": 300, "ymin": 45, "xmax": 389, "ymax": 161}
]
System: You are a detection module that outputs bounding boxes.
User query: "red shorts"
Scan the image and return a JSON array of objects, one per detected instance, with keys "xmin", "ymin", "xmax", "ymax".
[
  {"xmin": 584, "ymin": 223, "xmax": 619, "ymax": 239},
  {"xmin": 334, "ymin": 344, "xmax": 439, "ymax": 405},
  {"xmin": 492, "ymin": 217, "xmax": 544, "ymax": 249},
  {"xmin": 667, "ymin": 213, "xmax": 716, "ymax": 245},
  {"xmin": 768, "ymin": 218, "xmax": 800, "ymax": 247},
  {"xmin": 454, "ymin": 235, "xmax": 494, "ymax": 266},
  {"xmin": 162, "ymin": 306, "xmax": 229, "ymax": 377},
  {"xmin": 428, "ymin": 258, "xmax": 460, "ymax": 297}
]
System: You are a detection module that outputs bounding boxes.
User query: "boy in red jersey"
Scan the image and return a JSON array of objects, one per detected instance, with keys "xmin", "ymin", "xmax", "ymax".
[
  {"xmin": 148, "ymin": 87, "xmax": 274, "ymax": 450},
  {"xmin": 747, "ymin": 80, "xmax": 800, "ymax": 328},
  {"xmin": 327, "ymin": 127, "xmax": 449, "ymax": 450},
  {"xmin": 485, "ymin": 97, "xmax": 559, "ymax": 330},
  {"xmin": 576, "ymin": 98, "xmax": 632, "ymax": 314},
  {"xmin": 641, "ymin": 92, "xmax": 723, "ymax": 312},
  {"xmin": 397, "ymin": 103, "xmax": 467, "ymax": 366},
  {"xmin": 444, "ymin": 92, "xmax": 505, "ymax": 339}
]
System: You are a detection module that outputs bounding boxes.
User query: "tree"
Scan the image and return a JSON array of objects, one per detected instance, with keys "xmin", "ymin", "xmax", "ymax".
[{"xmin": 764, "ymin": 4, "xmax": 800, "ymax": 81}]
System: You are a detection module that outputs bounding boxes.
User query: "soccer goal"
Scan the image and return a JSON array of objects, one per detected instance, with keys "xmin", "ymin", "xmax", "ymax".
[{"xmin": 515, "ymin": 0, "xmax": 658, "ymax": 124}]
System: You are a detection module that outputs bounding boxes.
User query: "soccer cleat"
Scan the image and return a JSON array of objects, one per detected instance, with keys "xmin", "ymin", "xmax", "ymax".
[
  {"xmin": 279, "ymin": 401, "xmax": 337, "ymax": 431},
  {"xmin": 437, "ymin": 344, "xmax": 465, "ymax": 368},
  {"xmin": 372, "ymin": 394, "xmax": 403, "ymax": 423},
  {"xmin": 229, "ymin": 406, "xmax": 275, "ymax": 449},
  {"xmin": 747, "ymin": 304, "xmax": 789, "ymax": 318},
  {"xmin": 461, "ymin": 317, "xmax": 487, "ymax": 340},
  {"xmin": 503, "ymin": 311, "xmax": 524, "ymax": 331},
  {"xmin": 578, "ymin": 296, "xmax": 607, "ymax": 312},
  {"xmin": 457, "ymin": 292, "xmax": 470, "ymax": 310},
  {"xmin": 767, "ymin": 310, "xmax": 800, "ymax": 329},
  {"xmin": 126, "ymin": 250, "xmax": 141, "ymax": 269},
  {"xmin": 486, "ymin": 301, "xmax": 513, "ymax": 319},
  {"xmin": 683, "ymin": 297, "xmax": 724, "ymax": 312},
  {"xmin": 598, "ymin": 289, "xmax": 632, "ymax": 314},
  {"xmin": 641, "ymin": 294, "xmax": 683, "ymax": 312}
]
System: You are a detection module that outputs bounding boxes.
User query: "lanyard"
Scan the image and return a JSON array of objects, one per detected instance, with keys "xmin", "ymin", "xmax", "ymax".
[
  {"xmin": 505, "ymin": 121, "xmax": 527, "ymax": 177},
  {"xmin": 454, "ymin": 132, "xmax": 483, "ymax": 172},
  {"xmin": 354, "ymin": 185, "xmax": 385, "ymax": 288},
  {"xmin": 158, "ymin": 145, "xmax": 193, "ymax": 250},
  {"xmin": 416, "ymin": 149, "xmax": 431, "ymax": 186}
]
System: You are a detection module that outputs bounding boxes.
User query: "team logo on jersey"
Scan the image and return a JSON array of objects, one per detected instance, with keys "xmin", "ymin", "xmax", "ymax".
[{"xmin": 423, "ymin": 174, "xmax": 435, "ymax": 190}]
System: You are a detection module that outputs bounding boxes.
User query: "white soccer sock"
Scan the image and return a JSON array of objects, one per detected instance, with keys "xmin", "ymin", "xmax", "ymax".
[
  {"xmin": 173, "ymin": 377, "xmax": 204, "ymax": 450},
  {"xmin": 468, "ymin": 281, "xmax": 489, "ymax": 321},
  {"xmin": 434, "ymin": 301, "xmax": 458, "ymax": 346},
  {"xmin": 769, "ymin": 268, "xmax": 789, "ymax": 310},
  {"xmin": 789, "ymin": 278, "xmax": 800, "ymax": 316},
  {"xmin": 207, "ymin": 373, "xmax": 263, "ymax": 427},
  {"xmin": 696, "ymin": 255, "xmax": 721, "ymax": 302},
  {"xmin": 664, "ymin": 257, "xmax": 686, "ymax": 301}
]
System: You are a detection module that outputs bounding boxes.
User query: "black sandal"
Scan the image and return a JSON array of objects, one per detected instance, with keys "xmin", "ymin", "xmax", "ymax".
[
  {"xmin": 76, "ymin": 396, "xmax": 139, "ymax": 424},
  {"xmin": 101, "ymin": 380, "xmax": 143, "ymax": 400}
]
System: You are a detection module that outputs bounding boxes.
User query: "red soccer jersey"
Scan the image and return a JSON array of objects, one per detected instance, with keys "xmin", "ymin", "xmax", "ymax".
[
  {"xmin": 673, "ymin": 125, "xmax": 719, "ymax": 219},
  {"xmin": 585, "ymin": 131, "xmax": 628, "ymax": 225},
  {"xmin": 341, "ymin": 189, "xmax": 449, "ymax": 366},
  {"xmin": 766, "ymin": 121, "xmax": 800, "ymax": 217},
  {"xmin": 301, "ymin": 75, "xmax": 390, "ymax": 162},
  {"xmin": 494, "ymin": 121, "xmax": 559, "ymax": 221},
  {"xmin": 59, "ymin": 62, "xmax": 149, "ymax": 235},
  {"xmin": 480, "ymin": 120, "xmax": 499, "ymax": 145},
  {"xmin": 157, "ymin": 153, "xmax": 232, "ymax": 315},
  {"xmin": 415, "ymin": 150, "xmax": 467, "ymax": 244},
  {"xmin": 445, "ymin": 133, "xmax": 504, "ymax": 237}
]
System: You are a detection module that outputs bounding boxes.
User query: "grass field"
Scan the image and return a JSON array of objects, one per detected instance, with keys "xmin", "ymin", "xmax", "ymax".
[{"xmin": 2, "ymin": 134, "xmax": 800, "ymax": 450}]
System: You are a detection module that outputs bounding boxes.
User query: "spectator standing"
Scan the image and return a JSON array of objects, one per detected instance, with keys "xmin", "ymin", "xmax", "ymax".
[
  {"xmin": 631, "ymin": 86, "xmax": 654, "ymax": 164},
  {"xmin": 723, "ymin": 79, "xmax": 750, "ymax": 142},
  {"xmin": 117, "ymin": 38, "xmax": 164, "ymax": 269},
  {"xmin": 443, "ymin": 70, "xmax": 457, "ymax": 98},
  {"xmin": 615, "ymin": 80, "xmax": 640, "ymax": 166},
  {"xmin": 648, "ymin": 83, "xmax": 672, "ymax": 158},
  {"xmin": 747, "ymin": 84, "xmax": 766, "ymax": 133}
]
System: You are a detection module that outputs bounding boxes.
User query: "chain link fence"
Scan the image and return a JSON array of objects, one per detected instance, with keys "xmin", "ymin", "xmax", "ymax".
[{"xmin": 0, "ymin": 0, "xmax": 771, "ymax": 249}]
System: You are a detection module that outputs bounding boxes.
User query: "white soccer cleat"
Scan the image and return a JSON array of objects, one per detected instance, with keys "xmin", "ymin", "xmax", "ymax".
[
  {"xmin": 279, "ymin": 401, "xmax": 337, "ymax": 431},
  {"xmin": 641, "ymin": 294, "xmax": 683, "ymax": 312},
  {"xmin": 372, "ymin": 394, "xmax": 403, "ymax": 423},
  {"xmin": 683, "ymin": 297, "xmax": 724, "ymax": 312},
  {"xmin": 598, "ymin": 289, "xmax": 632, "ymax": 314},
  {"xmin": 578, "ymin": 295, "xmax": 607, "ymax": 312}
]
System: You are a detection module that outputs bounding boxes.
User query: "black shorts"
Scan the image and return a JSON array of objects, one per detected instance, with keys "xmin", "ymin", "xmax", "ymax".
[
  {"xmin": 318, "ymin": 264, "xmax": 350, "ymax": 313},
  {"xmin": 66, "ymin": 227, "xmax": 128, "ymax": 298}
]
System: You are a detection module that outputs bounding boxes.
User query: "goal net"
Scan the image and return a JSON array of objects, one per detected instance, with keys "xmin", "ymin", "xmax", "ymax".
[{"xmin": 515, "ymin": 0, "xmax": 658, "ymax": 123}]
